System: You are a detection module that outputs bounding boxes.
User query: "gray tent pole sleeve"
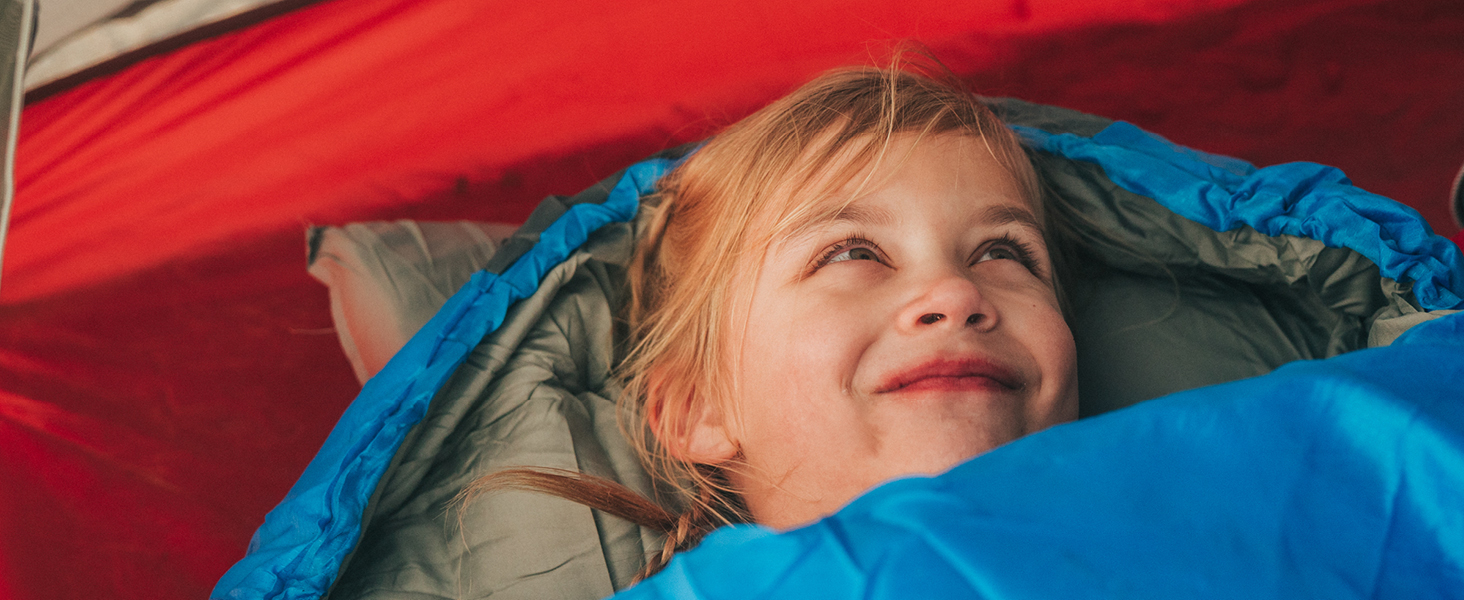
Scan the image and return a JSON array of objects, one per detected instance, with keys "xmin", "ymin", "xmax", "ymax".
[{"xmin": 0, "ymin": 0, "xmax": 33, "ymax": 294}]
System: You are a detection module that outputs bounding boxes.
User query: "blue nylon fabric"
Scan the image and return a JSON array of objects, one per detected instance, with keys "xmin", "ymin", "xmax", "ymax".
[
  {"xmin": 210, "ymin": 157, "xmax": 679, "ymax": 600},
  {"xmin": 1012, "ymin": 122, "xmax": 1464, "ymax": 311},
  {"xmin": 616, "ymin": 311, "xmax": 1464, "ymax": 600}
]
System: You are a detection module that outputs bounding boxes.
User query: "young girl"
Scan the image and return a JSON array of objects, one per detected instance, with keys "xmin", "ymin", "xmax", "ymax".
[{"xmin": 474, "ymin": 61, "xmax": 1080, "ymax": 579}]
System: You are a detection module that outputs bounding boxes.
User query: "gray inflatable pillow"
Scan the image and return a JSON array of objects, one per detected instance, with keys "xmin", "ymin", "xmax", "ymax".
[{"xmin": 307, "ymin": 220, "xmax": 518, "ymax": 383}]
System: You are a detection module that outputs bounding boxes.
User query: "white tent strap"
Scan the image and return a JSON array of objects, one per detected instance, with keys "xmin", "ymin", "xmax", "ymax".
[
  {"xmin": 31, "ymin": 0, "xmax": 140, "ymax": 58},
  {"xmin": 25, "ymin": 0, "xmax": 279, "ymax": 90}
]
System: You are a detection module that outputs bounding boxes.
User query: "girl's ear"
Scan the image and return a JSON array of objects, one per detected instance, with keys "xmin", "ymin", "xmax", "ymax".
[
  {"xmin": 646, "ymin": 372, "xmax": 738, "ymax": 464},
  {"xmin": 679, "ymin": 397, "xmax": 739, "ymax": 464}
]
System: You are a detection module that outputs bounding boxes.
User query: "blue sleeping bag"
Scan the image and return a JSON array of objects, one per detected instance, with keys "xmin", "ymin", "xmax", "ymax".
[
  {"xmin": 213, "ymin": 99, "xmax": 1464, "ymax": 599},
  {"xmin": 623, "ymin": 313, "xmax": 1464, "ymax": 599}
]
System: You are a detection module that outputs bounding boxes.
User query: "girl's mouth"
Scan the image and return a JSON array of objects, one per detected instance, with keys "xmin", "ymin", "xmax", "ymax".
[{"xmin": 875, "ymin": 358, "xmax": 1023, "ymax": 394}]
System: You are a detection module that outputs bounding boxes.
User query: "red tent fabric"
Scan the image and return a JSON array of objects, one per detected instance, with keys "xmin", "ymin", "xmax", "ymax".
[{"xmin": 1, "ymin": 0, "xmax": 1461, "ymax": 597}]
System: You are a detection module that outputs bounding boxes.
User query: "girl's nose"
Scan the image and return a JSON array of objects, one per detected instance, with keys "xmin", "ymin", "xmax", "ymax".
[{"xmin": 899, "ymin": 272, "xmax": 998, "ymax": 333}]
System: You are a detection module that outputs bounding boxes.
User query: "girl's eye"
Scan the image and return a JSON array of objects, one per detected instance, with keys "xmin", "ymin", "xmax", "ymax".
[
  {"xmin": 974, "ymin": 235, "xmax": 1043, "ymax": 275},
  {"xmin": 810, "ymin": 236, "xmax": 886, "ymax": 274},
  {"xmin": 828, "ymin": 246, "xmax": 880, "ymax": 264},
  {"xmin": 977, "ymin": 246, "xmax": 1021, "ymax": 262}
]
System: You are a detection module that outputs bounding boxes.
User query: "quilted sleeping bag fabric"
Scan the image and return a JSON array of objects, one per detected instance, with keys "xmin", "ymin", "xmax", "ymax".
[
  {"xmin": 214, "ymin": 99, "xmax": 1464, "ymax": 600},
  {"xmin": 323, "ymin": 221, "xmax": 662, "ymax": 599}
]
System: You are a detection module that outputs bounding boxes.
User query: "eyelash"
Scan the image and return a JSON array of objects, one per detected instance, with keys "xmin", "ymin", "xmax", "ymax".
[
  {"xmin": 813, "ymin": 235, "xmax": 882, "ymax": 270},
  {"xmin": 810, "ymin": 233, "xmax": 1043, "ymax": 275},
  {"xmin": 982, "ymin": 233, "xmax": 1043, "ymax": 275}
]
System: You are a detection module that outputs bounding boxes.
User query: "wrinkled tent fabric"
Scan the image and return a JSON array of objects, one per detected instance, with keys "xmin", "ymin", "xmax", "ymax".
[
  {"xmin": 10, "ymin": 0, "xmax": 1464, "ymax": 306},
  {"xmin": 4, "ymin": 0, "xmax": 1464, "ymax": 599},
  {"xmin": 215, "ymin": 117, "xmax": 1464, "ymax": 598}
]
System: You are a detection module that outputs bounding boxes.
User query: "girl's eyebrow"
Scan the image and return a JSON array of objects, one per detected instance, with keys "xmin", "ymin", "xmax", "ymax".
[
  {"xmin": 833, "ymin": 201, "xmax": 1038, "ymax": 233},
  {"xmin": 979, "ymin": 203, "xmax": 1043, "ymax": 236},
  {"xmin": 777, "ymin": 201, "xmax": 896, "ymax": 247},
  {"xmin": 830, "ymin": 203, "xmax": 897, "ymax": 227},
  {"xmin": 781, "ymin": 198, "xmax": 1040, "ymax": 247}
]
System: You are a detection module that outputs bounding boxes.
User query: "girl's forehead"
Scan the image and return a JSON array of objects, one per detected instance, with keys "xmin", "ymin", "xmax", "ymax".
[{"xmin": 758, "ymin": 132, "xmax": 1035, "ymax": 245}]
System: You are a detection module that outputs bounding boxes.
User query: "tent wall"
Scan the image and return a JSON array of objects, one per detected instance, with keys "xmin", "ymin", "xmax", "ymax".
[{"xmin": 0, "ymin": 0, "xmax": 1461, "ymax": 598}]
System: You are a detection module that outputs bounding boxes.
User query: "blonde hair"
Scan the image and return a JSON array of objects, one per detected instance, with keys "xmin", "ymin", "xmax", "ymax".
[{"xmin": 466, "ymin": 58, "xmax": 1044, "ymax": 581}]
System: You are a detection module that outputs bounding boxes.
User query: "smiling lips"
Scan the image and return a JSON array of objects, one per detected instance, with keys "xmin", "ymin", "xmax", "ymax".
[{"xmin": 876, "ymin": 358, "xmax": 1023, "ymax": 394}]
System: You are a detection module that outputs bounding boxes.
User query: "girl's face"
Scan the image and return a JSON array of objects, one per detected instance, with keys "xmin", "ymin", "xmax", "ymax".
[{"xmin": 693, "ymin": 134, "xmax": 1078, "ymax": 529}]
